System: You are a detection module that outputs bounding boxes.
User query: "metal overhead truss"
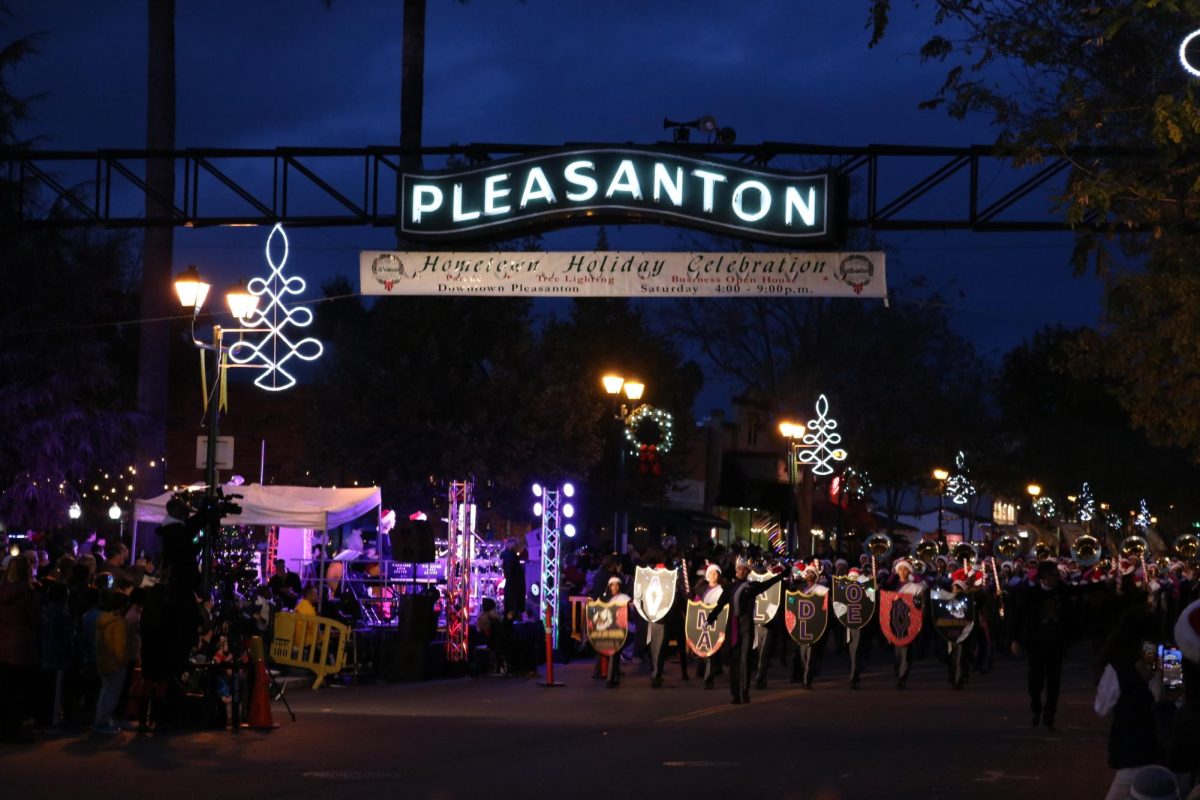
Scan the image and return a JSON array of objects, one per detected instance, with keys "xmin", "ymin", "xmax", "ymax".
[{"xmin": 0, "ymin": 142, "xmax": 1140, "ymax": 232}]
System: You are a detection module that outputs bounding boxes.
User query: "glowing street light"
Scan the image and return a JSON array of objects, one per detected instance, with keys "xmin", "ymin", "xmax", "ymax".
[
  {"xmin": 600, "ymin": 373, "xmax": 647, "ymax": 552},
  {"xmin": 68, "ymin": 502, "xmax": 82, "ymax": 520},
  {"xmin": 108, "ymin": 502, "xmax": 122, "ymax": 521}
]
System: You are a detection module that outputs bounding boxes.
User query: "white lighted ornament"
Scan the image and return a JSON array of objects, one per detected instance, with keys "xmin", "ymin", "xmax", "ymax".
[
  {"xmin": 1181, "ymin": 29, "xmax": 1200, "ymax": 78},
  {"xmin": 227, "ymin": 224, "xmax": 324, "ymax": 391},
  {"xmin": 797, "ymin": 394, "xmax": 847, "ymax": 476},
  {"xmin": 945, "ymin": 450, "xmax": 975, "ymax": 506}
]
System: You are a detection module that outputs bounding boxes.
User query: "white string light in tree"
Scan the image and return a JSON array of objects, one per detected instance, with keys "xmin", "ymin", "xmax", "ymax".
[
  {"xmin": 1076, "ymin": 482, "xmax": 1096, "ymax": 523},
  {"xmin": 797, "ymin": 394, "xmax": 847, "ymax": 476},
  {"xmin": 1135, "ymin": 498, "xmax": 1152, "ymax": 532},
  {"xmin": 228, "ymin": 224, "xmax": 324, "ymax": 391}
]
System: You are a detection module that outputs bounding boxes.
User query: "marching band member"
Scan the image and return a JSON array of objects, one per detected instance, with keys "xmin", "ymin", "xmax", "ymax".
[
  {"xmin": 884, "ymin": 558, "xmax": 924, "ymax": 689},
  {"xmin": 700, "ymin": 563, "xmax": 725, "ymax": 690},
  {"xmin": 790, "ymin": 561, "xmax": 828, "ymax": 690},
  {"xmin": 600, "ymin": 575, "xmax": 631, "ymax": 689},
  {"xmin": 705, "ymin": 557, "xmax": 786, "ymax": 704}
]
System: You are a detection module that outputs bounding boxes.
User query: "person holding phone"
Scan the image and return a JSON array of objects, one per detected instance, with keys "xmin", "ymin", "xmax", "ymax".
[{"xmin": 1159, "ymin": 600, "xmax": 1200, "ymax": 798}]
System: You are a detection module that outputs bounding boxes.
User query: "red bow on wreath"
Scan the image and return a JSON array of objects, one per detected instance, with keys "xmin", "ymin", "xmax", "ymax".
[{"xmin": 638, "ymin": 444, "xmax": 662, "ymax": 475}]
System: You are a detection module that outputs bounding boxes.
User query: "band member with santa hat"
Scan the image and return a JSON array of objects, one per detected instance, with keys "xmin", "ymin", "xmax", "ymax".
[
  {"xmin": 600, "ymin": 575, "xmax": 631, "ymax": 689},
  {"xmin": 843, "ymin": 565, "xmax": 873, "ymax": 689},
  {"xmin": 883, "ymin": 558, "xmax": 925, "ymax": 689},
  {"xmin": 704, "ymin": 557, "xmax": 786, "ymax": 704},
  {"xmin": 790, "ymin": 560, "xmax": 828, "ymax": 689},
  {"xmin": 700, "ymin": 563, "xmax": 725, "ymax": 690}
]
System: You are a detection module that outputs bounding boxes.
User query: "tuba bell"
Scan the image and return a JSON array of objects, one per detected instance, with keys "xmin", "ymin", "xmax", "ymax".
[
  {"xmin": 1033, "ymin": 542, "xmax": 1054, "ymax": 561},
  {"xmin": 1175, "ymin": 533, "xmax": 1199, "ymax": 561},
  {"xmin": 864, "ymin": 532, "xmax": 894, "ymax": 561},
  {"xmin": 916, "ymin": 539, "xmax": 941, "ymax": 562},
  {"xmin": 951, "ymin": 542, "xmax": 980, "ymax": 566},
  {"xmin": 1070, "ymin": 533, "xmax": 1101, "ymax": 567},
  {"xmin": 995, "ymin": 534, "xmax": 1022, "ymax": 560},
  {"xmin": 909, "ymin": 558, "xmax": 927, "ymax": 575},
  {"xmin": 1120, "ymin": 535, "xmax": 1148, "ymax": 559}
]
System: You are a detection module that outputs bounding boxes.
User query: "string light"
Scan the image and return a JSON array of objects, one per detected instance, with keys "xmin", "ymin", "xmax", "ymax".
[
  {"xmin": 624, "ymin": 405, "xmax": 675, "ymax": 454},
  {"xmin": 1135, "ymin": 498, "xmax": 1152, "ymax": 532},
  {"xmin": 1076, "ymin": 482, "xmax": 1095, "ymax": 523},
  {"xmin": 226, "ymin": 223, "xmax": 324, "ymax": 391}
]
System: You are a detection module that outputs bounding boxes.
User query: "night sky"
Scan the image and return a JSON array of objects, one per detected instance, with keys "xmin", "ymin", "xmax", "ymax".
[{"xmin": 8, "ymin": 1, "xmax": 1104, "ymax": 410}]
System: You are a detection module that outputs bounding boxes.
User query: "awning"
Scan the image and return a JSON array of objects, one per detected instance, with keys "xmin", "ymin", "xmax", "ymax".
[{"xmin": 134, "ymin": 483, "xmax": 382, "ymax": 531}]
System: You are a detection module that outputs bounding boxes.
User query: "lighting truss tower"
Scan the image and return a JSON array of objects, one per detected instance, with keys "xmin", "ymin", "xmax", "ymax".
[
  {"xmin": 445, "ymin": 479, "xmax": 473, "ymax": 663},
  {"xmin": 540, "ymin": 487, "xmax": 561, "ymax": 649}
]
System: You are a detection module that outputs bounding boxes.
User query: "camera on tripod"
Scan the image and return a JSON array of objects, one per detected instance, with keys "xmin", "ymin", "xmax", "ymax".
[{"xmin": 172, "ymin": 486, "xmax": 244, "ymax": 523}]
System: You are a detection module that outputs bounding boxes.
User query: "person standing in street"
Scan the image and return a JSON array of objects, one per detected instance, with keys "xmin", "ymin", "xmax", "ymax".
[
  {"xmin": 92, "ymin": 592, "xmax": 130, "ymax": 735},
  {"xmin": 0, "ymin": 557, "xmax": 40, "ymax": 743},
  {"xmin": 1011, "ymin": 560, "xmax": 1074, "ymax": 728}
]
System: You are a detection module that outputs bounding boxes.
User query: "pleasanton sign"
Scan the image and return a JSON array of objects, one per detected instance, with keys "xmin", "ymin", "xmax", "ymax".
[{"xmin": 401, "ymin": 147, "xmax": 839, "ymax": 246}]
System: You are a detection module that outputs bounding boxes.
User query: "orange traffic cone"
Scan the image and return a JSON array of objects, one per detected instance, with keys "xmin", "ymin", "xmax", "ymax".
[{"xmin": 245, "ymin": 637, "xmax": 278, "ymax": 730}]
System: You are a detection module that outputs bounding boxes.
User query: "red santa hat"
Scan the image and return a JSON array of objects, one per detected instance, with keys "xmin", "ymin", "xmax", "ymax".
[
  {"xmin": 847, "ymin": 567, "xmax": 862, "ymax": 579},
  {"xmin": 1174, "ymin": 599, "xmax": 1200, "ymax": 664},
  {"xmin": 893, "ymin": 559, "xmax": 913, "ymax": 575},
  {"xmin": 1118, "ymin": 558, "xmax": 1137, "ymax": 576}
]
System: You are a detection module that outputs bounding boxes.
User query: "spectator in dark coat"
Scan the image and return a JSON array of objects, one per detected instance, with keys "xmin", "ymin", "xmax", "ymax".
[
  {"xmin": 37, "ymin": 582, "xmax": 73, "ymax": 729},
  {"xmin": 0, "ymin": 557, "xmax": 40, "ymax": 742}
]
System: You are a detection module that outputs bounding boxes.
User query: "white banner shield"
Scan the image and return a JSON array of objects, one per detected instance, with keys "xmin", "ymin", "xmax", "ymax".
[{"xmin": 360, "ymin": 251, "xmax": 886, "ymax": 299}]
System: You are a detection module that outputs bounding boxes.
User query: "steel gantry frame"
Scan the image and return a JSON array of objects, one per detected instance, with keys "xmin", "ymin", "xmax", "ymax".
[
  {"xmin": 539, "ymin": 486, "xmax": 561, "ymax": 650},
  {"xmin": 0, "ymin": 142, "xmax": 1148, "ymax": 232},
  {"xmin": 445, "ymin": 479, "xmax": 473, "ymax": 664}
]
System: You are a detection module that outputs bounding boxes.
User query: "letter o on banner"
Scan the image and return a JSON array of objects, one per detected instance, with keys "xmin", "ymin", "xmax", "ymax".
[{"xmin": 845, "ymin": 582, "xmax": 863, "ymax": 603}]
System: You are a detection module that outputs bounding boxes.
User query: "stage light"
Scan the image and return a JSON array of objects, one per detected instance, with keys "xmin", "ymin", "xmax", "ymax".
[
  {"xmin": 532, "ymin": 483, "xmax": 543, "ymax": 498},
  {"xmin": 564, "ymin": 523, "xmax": 577, "ymax": 538},
  {"xmin": 68, "ymin": 502, "xmax": 81, "ymax": 520},
  {"xmin": 534, "ymin": 501, "xmax": 543, "ymax": 517},
  {"xmin": 562, "ymin": 482, "xmax": 575, "ymax": 498},
  {"xmin": 563, "ymin": 503, "xmax": 575, "ymax": 519}
]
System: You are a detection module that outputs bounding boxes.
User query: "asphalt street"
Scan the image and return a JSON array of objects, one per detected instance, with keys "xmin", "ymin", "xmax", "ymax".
[{"xmin": 0, "ymin": 646, "xmax": 1114, "ymax": 800}]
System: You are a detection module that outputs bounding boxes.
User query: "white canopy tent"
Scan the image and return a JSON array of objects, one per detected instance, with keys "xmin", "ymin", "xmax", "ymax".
[{"xmin": 134, "ymin": 483, "xmax": 382, "ymax": 530}]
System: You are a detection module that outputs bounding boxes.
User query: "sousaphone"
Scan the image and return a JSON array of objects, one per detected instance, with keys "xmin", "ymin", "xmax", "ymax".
[
  {"xmin": 995, "ymin": 534, "xmax": 1022, "ymax": 560},
  {"xmin": 864, "ymin": 532, "xmax": 894, "ymax": 562},
  {"xmin": 1070, "ymin": 533, "xmax": 1101, "ymax": 567}
]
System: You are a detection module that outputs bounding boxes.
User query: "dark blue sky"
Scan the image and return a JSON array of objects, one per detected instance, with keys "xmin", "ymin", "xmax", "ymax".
[{"xmin": 8, "ymin": 1, "xmax": 1103, "ymax": 410}]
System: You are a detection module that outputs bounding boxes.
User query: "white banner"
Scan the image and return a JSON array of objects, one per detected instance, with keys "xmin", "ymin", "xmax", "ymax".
[{"xmin": 360, "ymin": 251, "xmax": 886, "ymax": 299}]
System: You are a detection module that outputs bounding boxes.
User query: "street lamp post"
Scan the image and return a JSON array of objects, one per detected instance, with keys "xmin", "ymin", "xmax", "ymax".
[
  {"xmin": 1026, "ymin": 483, "xmax": 1042, "ymax": 524},
  {"xmin": 174, "ymin": 266, "xmax": 260, "ymax": 594},
  {"xmin": 779, "ymin": 421, "xmax": 807, "ymax": 555},
  {"xmin": 601, "ymin": 374, "xmax": 644, "ymax": 555},
  {"xmin": 932, "ymin": 468, "xmax": 949, "ymax": 548}
]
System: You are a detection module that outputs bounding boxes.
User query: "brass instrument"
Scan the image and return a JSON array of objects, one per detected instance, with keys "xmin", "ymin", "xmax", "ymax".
[
  {"xmin": 916, "ymin": 539, "xmax": 940, "ymax": 562},
  {"xmin": 995, "ymin": 534, "xmax": 1022, "ymax": 560},
  {"xmin": 1033, "ymin": 542, "xmax": 1054, "ymax": 561},
  {"xmin": 1070, "ymin": 533, "xmax": 1101, "ymax": 567},
  {"xmin": 864, "ymin": 532, "xmax": 894, "ymax": 561},
  {"xmin": 1175, "ymin": 533, "xmax": 1199, "ymax": 561},
  {"xmin": 1119, "ymin": 535, "xmax": 1148, "ymax": 559},
  {"xmin": 909, "ymin": 558, "xmax": 927, "ymax": 575},
  {"xmin": 951, "ymin": 542, "xmax": 979, "ymax": 566},
  {"xmin": 1155, "ymin": 557, "xmax": 1171, "ymax": 572}
]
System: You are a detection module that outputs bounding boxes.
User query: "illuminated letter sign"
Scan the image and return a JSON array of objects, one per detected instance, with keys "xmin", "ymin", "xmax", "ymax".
[{"xmin": 401, "ymin": 147, "xmax": 838, "ymax": 246}]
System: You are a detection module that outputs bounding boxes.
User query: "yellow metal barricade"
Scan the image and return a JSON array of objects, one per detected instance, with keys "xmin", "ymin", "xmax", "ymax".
[
  {"xmin": 568, "ymin": 595, "xmax": 590, "ymax": 643},
  {"xmin": 270, "ymin": 612, "xmax": 350, "ymax": 689}
]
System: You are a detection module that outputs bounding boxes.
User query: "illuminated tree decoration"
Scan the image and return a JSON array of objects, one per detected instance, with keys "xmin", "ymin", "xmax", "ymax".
[
  {"xmin": 1076, "ymin": 482, "xmax": 1096, "ymax": 523},
  {"xmin": 841, "ymin": 466, "xmax": 873, "ymax": 502},
  {"xmin": 1135, "ymin": 498, "xmax": 1152, "ymax": 532},
  {"xmin": 1105, "ymin": 510, "xmax": 1123, "ymax": 530},
  {"xmin": 945, "ymin": 450, "xmax": 975, "ymax": 506},
  {"xmin": 625, "ymin": 405, "xmax": 675, "ymax": 453},
  {"xmin": 797, "ymin": 394, "xmax": 847, "ymax": 476},
  {"xmin": 227, "ymin": 224, "xmax": 324, "ymax": 391},
  {"xmin": 1033, "ymin": 496, "xmax": 1057, "ymax": 520}
]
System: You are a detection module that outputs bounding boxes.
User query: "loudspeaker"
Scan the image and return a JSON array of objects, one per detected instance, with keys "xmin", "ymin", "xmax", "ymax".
[
  {"xmin": 391, "ymin": 519, "xmax": 435, "ymax": 563},
  {"xmin": 394, "ymin": 593, "xmax": 436, "ymax": 644},
  {"xmin": 378, "ymin": 639, "xmax": 425, "ymax": 682}
]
